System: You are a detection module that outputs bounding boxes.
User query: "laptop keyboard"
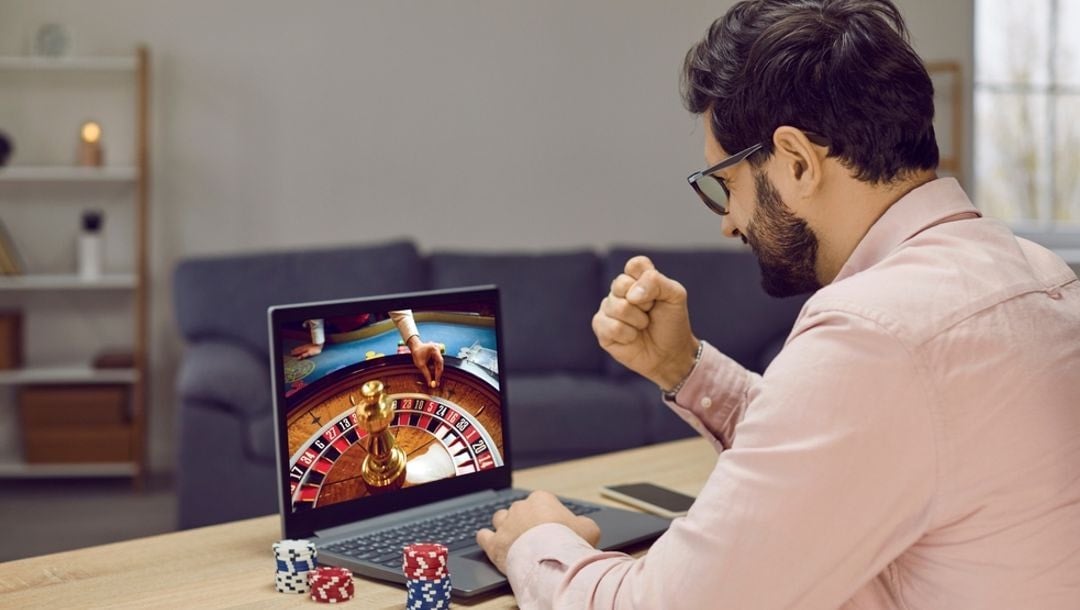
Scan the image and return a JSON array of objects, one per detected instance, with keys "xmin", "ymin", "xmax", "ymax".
[{"xmin": 324, "ymin": 492, "xmax": 601, "ymax": 568}]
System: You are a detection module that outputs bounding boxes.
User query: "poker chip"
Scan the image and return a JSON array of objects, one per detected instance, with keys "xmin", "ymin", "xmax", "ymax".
[
  {"xmin": 403, "ymin": 543, "xmax": 451, "ymax": 609},
  {"xmin": 273, "ymin": 539, "xmax": 318, "ymax": 594},
  {"xmin": 308, "ymin": 566, "xmax": 356, "ymax": 603},
  {"xmin": 277, "ymin": 558, "xmax": 317, "ymax": 571}
]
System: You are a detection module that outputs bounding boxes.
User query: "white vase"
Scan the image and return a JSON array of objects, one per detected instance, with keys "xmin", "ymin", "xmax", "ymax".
[{"xmin": 78, "ymin": 233, "xmax": 102, "ymax": 280}]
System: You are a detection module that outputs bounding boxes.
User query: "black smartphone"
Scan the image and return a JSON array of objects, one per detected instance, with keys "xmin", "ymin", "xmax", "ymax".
[{"xmin": 599, "ymin": 482, "xmax": 696, "ymax": 518}]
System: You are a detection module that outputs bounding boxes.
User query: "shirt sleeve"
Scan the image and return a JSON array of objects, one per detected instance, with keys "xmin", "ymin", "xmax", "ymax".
[
  {"xmin": 389, "ymin": 309, "xmax": 418, "ymax": 344},
  {"xmin": 504, "ymin": 308, "xmax": 939, "ymax": 610},
  {"xmin": 662, "ymin": 341, "xmax": 761, "ymax": 452}
]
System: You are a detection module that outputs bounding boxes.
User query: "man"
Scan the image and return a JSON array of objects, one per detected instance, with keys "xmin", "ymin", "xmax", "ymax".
[{"xmin": 475, "ymin": 0, "xmax": 1080, "ymax": 608}]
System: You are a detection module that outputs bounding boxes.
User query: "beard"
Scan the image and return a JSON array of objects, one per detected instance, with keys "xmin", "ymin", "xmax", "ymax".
[{"xmin": 744, "ymin": 171, "xmax": 822, "ymax": 298}]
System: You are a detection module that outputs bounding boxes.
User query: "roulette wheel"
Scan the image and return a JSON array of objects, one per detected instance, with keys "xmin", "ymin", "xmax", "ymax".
[{"xmin": 285, "ymin": 354, "xmax": 503, "ymax": 511}]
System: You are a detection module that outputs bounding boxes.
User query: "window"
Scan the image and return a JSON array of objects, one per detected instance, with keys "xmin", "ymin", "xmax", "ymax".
[{"xmin": 974, "ymin": 0, "xmax": 1079, "ymax": 243}]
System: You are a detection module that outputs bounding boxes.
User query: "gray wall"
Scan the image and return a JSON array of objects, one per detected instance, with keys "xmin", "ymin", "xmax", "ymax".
[{"xmin": 0, "ymin": 0, "xmax": 974, "ymax": 470}]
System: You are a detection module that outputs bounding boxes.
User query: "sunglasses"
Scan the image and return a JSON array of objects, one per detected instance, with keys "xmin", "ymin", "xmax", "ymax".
[{"xmin": 685, "ymin": 141, "xmax": 765, "ymax": 216}]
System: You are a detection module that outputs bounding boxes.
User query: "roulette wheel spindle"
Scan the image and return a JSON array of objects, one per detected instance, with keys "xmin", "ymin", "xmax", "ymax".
[{"xmin": 353, "ymin": 381, "xmax": 407, "ymax": 491}]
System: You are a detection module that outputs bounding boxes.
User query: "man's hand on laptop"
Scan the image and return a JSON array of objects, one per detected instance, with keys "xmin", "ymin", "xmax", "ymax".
[{"xmin": 476, "ymin": 490, "xmax": 601, "ymax": 573}]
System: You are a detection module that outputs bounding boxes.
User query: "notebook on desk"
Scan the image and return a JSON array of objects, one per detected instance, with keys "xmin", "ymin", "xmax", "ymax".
[{"xmin": 267, "ymin": 285, "xmax": 670, "ymax": 598}]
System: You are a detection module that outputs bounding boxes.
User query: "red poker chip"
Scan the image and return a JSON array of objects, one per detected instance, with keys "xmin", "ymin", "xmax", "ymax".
[
  {"xmin": 310, "ymin": 567, "xmax": 351, "ymax": 576},
  {"xmin": 308, "ymin": 568, "xmax": 352, "ymax": 582},
  {"xmin": 404, "ymin": 565, "xmax": 447, "ymax": 574},
  {"xmin": 313, "ymin": 586, "xmax": 354, "ymax": 597},
  {"xmin": 313, "ymin": 589, "xmax": 354, "ymax": 597},
  {"xmin": 403, "ymin": 570, "xmax": 444, "ymax": 578},
  {"xmin": 311, "ymin": 574, "xmax": 352, "ymax": 583},
  {"xmin": 403, "ymin": 558, "xmax": 447, "ymax": 570},
  {"xmin": 313, "ymin": 581, "xmax": 355, "ymax": 590},
  {"xmin": 403, "ymin": 563, "xmax": 448, "ymax": 573},
  {"xmin": 404, "ymin": 542, "xmax": 447, "ymax": 552},
  {"xmin": 313, "ymin": 584, "xmax": 354, "ymax": 594},
  {"xmin": 406, "ymin": 565, "xmax": 447, "ymax": 574},
  {"xmin": 404, "ymin": 554, "xmax": 447, "ymax": 564}
]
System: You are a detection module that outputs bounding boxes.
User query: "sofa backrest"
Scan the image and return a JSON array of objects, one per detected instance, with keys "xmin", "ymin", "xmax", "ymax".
[
  {"xmin": 429, "ymin": 250, "xmax": 606, "ymax": 374},
  {"xmin": 174, "ymin": 240, "xmax": 428, "ymax": 354},
  {"xmin": 604, "ymin": 247, "xmax": 808, "ymax": 375}
]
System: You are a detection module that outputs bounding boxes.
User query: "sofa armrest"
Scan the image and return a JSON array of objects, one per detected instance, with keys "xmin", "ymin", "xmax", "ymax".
[{"xmin": 176, "ymin": 340, "xmax": 271, "ymax": 419}]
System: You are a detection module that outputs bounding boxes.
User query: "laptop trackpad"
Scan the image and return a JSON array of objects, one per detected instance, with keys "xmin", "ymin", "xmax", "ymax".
[{"xmin": 449, "ymin": 550, "xmax": 505, "ymax": 584}]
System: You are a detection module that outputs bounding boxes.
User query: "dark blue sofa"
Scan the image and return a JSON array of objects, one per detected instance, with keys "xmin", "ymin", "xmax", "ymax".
[{"xmin": 173, "ymin": 240, "xmax": 806, "ymax": 529}]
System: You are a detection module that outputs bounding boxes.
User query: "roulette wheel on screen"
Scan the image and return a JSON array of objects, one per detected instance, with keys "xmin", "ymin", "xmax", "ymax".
[{"xmin": 285, "ymin": 354, "xmax": 504, "ymax": 511}]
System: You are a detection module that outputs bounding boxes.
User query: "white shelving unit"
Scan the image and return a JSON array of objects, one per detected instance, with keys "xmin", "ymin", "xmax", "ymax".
[
  {"xmin": 0, "ymin": 48, "xmax": 150, "ymax": 484},
  {"xmin": 0, "ymin": 166, "xmax": 137, "ymax": 182},
  {"xmin": 0, "ymin": 274, "xmax": 137, "ymax": 290},
  {"xmin": 0, "ymin": 366, "xmax": 139, "ymax": 385},
  {"xmin": 0, "ymin": 56, "xmax": 137, "ymax": 71},
  {"xmin": 0, "ymin": 461, "xmax": 137, "ymax": 478}
]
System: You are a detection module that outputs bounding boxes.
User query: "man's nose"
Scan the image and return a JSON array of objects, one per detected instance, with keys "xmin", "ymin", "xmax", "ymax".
[{"xmin": 721, "ymin": 214, "xmax": 740, "ymax": 239}]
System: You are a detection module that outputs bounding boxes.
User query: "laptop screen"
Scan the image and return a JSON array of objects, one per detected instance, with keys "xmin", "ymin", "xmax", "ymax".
[{"xmin": 269, "ymin": 287, "xmax": 510, "ymax": 533}]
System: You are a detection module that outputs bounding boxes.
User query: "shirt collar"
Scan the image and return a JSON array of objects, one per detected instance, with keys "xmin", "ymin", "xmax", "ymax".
[{"xmin": 832, "ymin": 177, "xmax": 981, "ymax": 283}]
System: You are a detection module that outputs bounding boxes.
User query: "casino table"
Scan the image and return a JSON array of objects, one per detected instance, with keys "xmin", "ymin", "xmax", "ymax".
[{"xmin": 284, "ymin": 319, "xmax": 497, "ymax": 391}]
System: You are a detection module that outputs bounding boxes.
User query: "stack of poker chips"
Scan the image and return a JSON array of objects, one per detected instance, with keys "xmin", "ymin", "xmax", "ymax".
[
  {"xmin": 273, "ymin": 539, "xmax": 317, "ymax": 594},
  {"xmin": 403, "ymin": 543, "xmax": 452, "ymax": 609},
  {"xmin": 308, "ymin": 566, "xmax": 356, "ymax": 603}
]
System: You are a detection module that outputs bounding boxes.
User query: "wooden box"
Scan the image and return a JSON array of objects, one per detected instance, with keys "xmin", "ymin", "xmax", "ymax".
[
  {"xmin": 23, "ymin": 425, "xmax": 132, "ymax": 463},
  {"xmin": 18, "ymin": 385, "xmax": 132, "ymax": 463},
  {"xmin": 0, "ymin": 310, "xmax": 22, "ymax": 369},
  {"xmin": 18, "ymin": 385, "xmax": 129, "ymax": 426}
]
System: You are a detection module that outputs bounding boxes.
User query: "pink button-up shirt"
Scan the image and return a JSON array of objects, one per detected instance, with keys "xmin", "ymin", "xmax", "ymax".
[{"xmin": 505, "ymin": 178, "xmax": 1080, "ymax": 609}]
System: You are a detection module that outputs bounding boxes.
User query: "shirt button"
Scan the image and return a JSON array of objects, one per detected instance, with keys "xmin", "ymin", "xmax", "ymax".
[{"xmin": 700, "ymin": 397, "xmax": 713, "ymax": 409}]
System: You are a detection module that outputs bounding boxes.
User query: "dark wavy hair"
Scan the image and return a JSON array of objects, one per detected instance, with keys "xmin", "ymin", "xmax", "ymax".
[{"xmin": 681, "ymin": 0, "xmax": 939, "ymax": 183}]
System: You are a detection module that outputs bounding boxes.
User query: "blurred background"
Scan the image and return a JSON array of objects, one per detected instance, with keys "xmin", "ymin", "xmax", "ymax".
[{"xmin": 0, "ymin": 0, "xmax": 1075, "ymax": 562}]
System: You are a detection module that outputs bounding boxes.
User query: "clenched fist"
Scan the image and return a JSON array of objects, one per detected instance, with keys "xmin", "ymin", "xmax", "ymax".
[{"xmin": 591, "ymin": 256, "xmax": 700, "ymax": 390}]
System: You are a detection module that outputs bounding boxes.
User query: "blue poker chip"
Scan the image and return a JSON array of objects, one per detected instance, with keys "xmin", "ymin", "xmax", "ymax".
[
  {"xmin": 405, "ymin": 578, "xmax": 452, "ymax": 607},
  {"xmin": 276, "ymin": 559, "xmax": 317, "ymax": 572}
]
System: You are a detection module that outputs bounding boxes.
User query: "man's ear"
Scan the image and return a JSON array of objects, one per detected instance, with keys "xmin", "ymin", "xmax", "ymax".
[{"xmin": 770, "ymin": 126, "xmax": 825, "ymax": 196}]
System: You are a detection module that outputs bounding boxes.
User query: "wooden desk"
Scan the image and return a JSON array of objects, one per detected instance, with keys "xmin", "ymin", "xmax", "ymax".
[{"xmin": 0, "ymin": 438, "xmax": 716, "ymax": 609}]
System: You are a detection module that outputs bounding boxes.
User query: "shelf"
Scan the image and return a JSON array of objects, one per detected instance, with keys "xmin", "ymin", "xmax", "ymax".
[
  {"xmin": 0, "ymin": 166, "xmax": 137, "ymax": 183},
  {"xmin": 0, "ymin": 366, "xmax": 138, "ymax": 385},
  {"xmin": 0, "ymin": 274, "xmax": 137, "ymax": 290},
  {"xmin": 0, "ymin": 56, "xmax": 136, "ymax": 72},
  {"xmin": 0, "ymin": 461, "xmax": 137, "ymax": 478}
]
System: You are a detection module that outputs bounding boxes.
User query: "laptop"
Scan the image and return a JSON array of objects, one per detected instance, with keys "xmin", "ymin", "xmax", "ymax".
[{"xmin": 267, "ymin": 285, "xmax": 671, "ymax": 598}]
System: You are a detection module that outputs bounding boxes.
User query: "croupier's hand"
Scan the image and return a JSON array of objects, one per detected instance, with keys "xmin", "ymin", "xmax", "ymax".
[
  {"xmin": 408, "ymin": 338, "xmax": 445, "ymax": 389},
  {"xmin": 291, "ymin": 343, "xmax": 324, "ymax": 359},
  {"xmin": 592, "ymin": 256, "xmax": 700, "ymax": 391}
]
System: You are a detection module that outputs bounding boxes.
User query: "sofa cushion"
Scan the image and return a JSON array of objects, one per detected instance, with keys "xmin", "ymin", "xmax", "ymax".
[
  {"xmin": 603, "ymin": 247, "xmax": 807, "ymax": 375},
  {"xmin": 176, "ymin": 341, "xmax": 271, "ymax": 418},
  {"xmin": 505, "ymin": 374, "xmax": 650, "ymax": 459},
  {"xmin": 623, "ymin": 377, "xmax": 700, "ymax": 444},
  {"xmin": 174, "ymin": 240, "xmax": 427, "ymax": 354},
  {"xmin": 246, "ymin": 412, "xmax": 277, "ymax": 464},
  {"xmin": 429, "ymin": 251, "xmax": 605, "ymax": 373},
  {"xmin": 177, "ymin": 402, "xmax": 279, "ymax": 528}
]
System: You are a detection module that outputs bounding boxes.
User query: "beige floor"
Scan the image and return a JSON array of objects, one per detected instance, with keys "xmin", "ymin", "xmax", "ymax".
[{"xmin": 0, "ymin": 474, "xmax": 176, "ymax": 562}]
